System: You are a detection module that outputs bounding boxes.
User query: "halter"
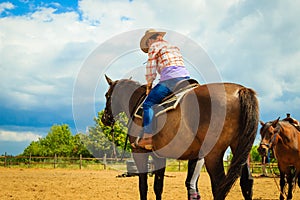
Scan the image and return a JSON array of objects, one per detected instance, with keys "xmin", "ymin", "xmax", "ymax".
[
  {"xmin": 103, "ymin": 110, "xmax": 115, "ymax": 126},
  {"xmin": 260, "ymin": 127, "xmax": 279, "ymax": 151}
]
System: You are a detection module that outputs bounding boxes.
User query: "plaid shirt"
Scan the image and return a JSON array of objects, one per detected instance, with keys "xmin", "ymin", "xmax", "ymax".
[{"xmin": 145, "ymin": 40, "xmax": 185, "ymax": 84}]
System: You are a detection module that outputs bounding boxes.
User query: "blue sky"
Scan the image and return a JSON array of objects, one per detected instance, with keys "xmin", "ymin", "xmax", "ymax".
[{"xmin": 1, "ymin": 0, "xmax": 300, "ymax": 155}]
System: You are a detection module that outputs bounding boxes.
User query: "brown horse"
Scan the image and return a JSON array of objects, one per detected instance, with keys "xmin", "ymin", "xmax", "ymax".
[
  {"xmin": 259, "ymin": 118, "xmax": 300, "ymax": 200},
  {"xmin": 101, "ymin": 75, "xmax": 259, "ymax": 200}
]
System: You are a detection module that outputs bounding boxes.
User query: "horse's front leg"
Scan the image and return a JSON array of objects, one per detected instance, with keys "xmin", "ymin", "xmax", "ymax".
[
  {"xmin": 185, "ymin": 158, "xmax": 204, "ymax": 200},
  {"xmin": 298, "ymin": 173, "xmax": 300, "ymax": 188},
  {"xmin": 287, "ymin": 168, "xmax": 296, "ymax": 200},
  {"xmin": 279, "ymin": 171, "xmax": 286, "ymax": 200},
  {"xmin": 151, "ymin": 154, "xmax": 166, "ymax": 200},
  {"xmin": 133, "ymin": 153, "xmax": 150, "ymax": 200}
]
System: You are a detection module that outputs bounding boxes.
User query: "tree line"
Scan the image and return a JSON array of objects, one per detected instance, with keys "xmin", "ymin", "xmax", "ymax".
[
  {"xmin": 21, "ymin": 111, "xmax": 130, "ymax": 158},
  {"xmin": 21, "ymin": 111, "xmax": 270, "ymax": 162}
]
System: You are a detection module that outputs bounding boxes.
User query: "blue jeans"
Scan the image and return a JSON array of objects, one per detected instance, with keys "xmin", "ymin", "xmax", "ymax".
[{"xmin": 143, "ymin": 77, "xmax": 189, "ymax": 134}]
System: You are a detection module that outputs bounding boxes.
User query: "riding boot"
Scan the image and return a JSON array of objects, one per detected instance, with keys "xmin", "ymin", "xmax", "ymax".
[
  {"xmin": 138, "ymin": 133, "xmax": 153, "ymax": 150},
  {"xmin": 188, "ymin": 189, "xmax": 201, "ymax": 200}
]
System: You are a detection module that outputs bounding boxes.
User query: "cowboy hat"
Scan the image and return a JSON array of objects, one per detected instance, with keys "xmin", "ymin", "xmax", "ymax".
[{"xmin": 140, "ymin": 29, "xmax": 166, "ymax": 53}]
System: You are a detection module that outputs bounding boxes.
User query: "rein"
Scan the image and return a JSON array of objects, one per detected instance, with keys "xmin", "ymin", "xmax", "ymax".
[
  {"xmin": 260, "ymin": 129, "xmax": 279, "ymax": 149},
  {"xmin": 108, "ymin": 118, "xmax": 128, "ymax": 161},
  {"xmin": 118, "ymin": 93, "xmax": 147, "ymax": 161},
  {"xmin": 109, "ymin": 123, "xmax": 117, "ymax": 159},
  {"xmin": 267, "ymin": 162, "xmax": 287, "ymax": 199}
]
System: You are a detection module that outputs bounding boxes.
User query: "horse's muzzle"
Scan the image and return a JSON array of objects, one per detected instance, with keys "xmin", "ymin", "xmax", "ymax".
[
  {"xmin": 101, "ymin": 111, "xmax": 115, "ymax": 126},
  {"xmin": 258, "ymin": 144, "xmax": 268, "ymax": 156}
]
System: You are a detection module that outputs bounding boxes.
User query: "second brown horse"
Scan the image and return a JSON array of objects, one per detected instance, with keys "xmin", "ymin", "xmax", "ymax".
[{"xmin": 259, "ymin": 118, "xmax": 300, "ymax": 200}]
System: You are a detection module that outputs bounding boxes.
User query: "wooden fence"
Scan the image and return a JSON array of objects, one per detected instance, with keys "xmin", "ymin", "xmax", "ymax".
[
  {"xmin": 0, "ymin": 153, "xmax": 111, "ymax": 170},
  {"xmin": 0, "ymin": 153, "xmax": 279, "ymax": 174}
]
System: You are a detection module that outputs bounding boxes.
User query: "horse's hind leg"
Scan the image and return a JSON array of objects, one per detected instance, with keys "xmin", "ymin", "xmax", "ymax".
[
  {"xmin": 185, "ymin": 158, "xmax": 204, "ymax": 200},
  {"xmin": 239, "ymin": 162, "xmax": 253, "ymax": 200},
  {"xmin": 151, "ymin": 155, "xmax": 166, "ymax": 200},
  {"xmin": 205, "ymin": 153, "xmax": 226, "ymax": 199}
]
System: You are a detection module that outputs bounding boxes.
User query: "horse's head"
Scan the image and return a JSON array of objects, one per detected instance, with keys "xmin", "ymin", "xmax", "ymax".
[
  {"xmin": 101, "ymin": 75, "xmax": 144, "ymax": 127},
  {"xmin": 258, "ymin": 117, "xmax": 280, "ymax": 156},
  {"xmin": 101, "ymin": 75, "xmax": 119, "ymax": 126}
]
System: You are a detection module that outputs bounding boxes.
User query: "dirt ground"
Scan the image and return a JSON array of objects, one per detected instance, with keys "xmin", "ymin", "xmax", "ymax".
[{"xmin": 1, "ymin": 168, "xmax": 300, "ymax": 200}]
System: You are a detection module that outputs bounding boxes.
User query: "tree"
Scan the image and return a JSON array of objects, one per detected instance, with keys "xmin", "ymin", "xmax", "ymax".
[
  {"xmin": 226, "ymin": 145, "xmax": 276, "ymax": 163},
  {"xmin": 250, "ymin": 145, "xmax": 261, "ymax": 162},
  {"xmin": 80, "ymin": 111, "xmax": 131, "ymax": 158},
  {"xmin": 22, "ymin": 124, "xmax": 91, "ymax": 157}
]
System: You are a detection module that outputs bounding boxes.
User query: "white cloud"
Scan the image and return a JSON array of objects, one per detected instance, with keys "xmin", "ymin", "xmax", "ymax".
[
  {"xmin": 0, "ymin": 0, "xmax": 300, "ymax": 156},
  {"xmin": 0, "ymin": 2, "xmax": 14, "ymax": 14},
  {"xmin": 0, "ymin": 0, "xmax": 300, "ymax": 122},
  {"xmin": 0, "ymin": 7, "xmax": 98, "ymax": 109},
  {"xmin": 0, "ymin": 129, "xmax": 41, "ymax": 142}
]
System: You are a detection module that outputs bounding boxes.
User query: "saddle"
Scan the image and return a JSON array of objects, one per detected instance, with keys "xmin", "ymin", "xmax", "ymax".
[
  {"xmin": 283, "ymin": 115, "xmax": 300, "ymax": 131},
  {"xmin": 134, "ymin": 79, "xmax": 199, "ymax": 119}
]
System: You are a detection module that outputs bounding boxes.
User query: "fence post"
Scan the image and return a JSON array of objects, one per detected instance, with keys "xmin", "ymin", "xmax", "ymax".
[
  {"xmin": 79, "ymin": 154, "xmax": 82, "ymax": 170},
  {"xmin": 103, "ymin": 154, "xmax": 107, "ymax": 170},
  {"xmin": 28, "ymin": 153, "xmax": 31, "ymax": 168},
  {"xmin": 54, "ymin": 154, "xmax": 57, "ymax": 169},
  {"xmin": 4, "ymin": 152, "xmax": 7, "ymax": 167},
  {"xmin": 178, "ymin": 160, "xmax": 181, "ymax": 171}
]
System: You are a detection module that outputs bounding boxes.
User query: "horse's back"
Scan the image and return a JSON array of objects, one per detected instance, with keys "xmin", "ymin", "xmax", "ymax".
[
  {"xmin": 183, "ymin": 82, "xmax": 243, "ymax": 131},
  {"xmin": 169, "ymin": 83, "xmax": 246, "ymax": 158},
  {"xmin": 194, "ymin": 82, "xmax": 244, "ymax": 99},
  {"xmin": 153, "ymin": 82, "xmax": 257, "ymax": 159}
]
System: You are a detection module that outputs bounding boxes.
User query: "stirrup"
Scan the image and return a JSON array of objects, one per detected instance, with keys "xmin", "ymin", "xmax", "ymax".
[
  {"xmin": 144, "ymin": 144, "xmax": 153, "ymax": 150},
  {"xmin": 131, "ymin": 137, "xmax": 153, "ymax": 150}
]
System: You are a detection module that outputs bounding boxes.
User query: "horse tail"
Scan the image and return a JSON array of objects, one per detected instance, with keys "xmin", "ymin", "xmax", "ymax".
[{"xmin": 216, "ymin": 87, "xmax": 259, "ymax": 200}]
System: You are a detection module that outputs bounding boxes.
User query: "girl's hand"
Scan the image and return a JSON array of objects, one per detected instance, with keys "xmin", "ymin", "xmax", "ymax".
[{"xmin": 146, "ymin": 82, "xmax": 152, "ymax": 95}]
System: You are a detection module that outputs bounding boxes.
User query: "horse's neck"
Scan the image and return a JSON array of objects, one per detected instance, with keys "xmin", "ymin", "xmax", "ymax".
[
  {"xmin": 277, "ymin": 122, "xmax": 299, "ymax": 147},
  {"xmin": 116, "ymin": 80, "xmax": 145, "ymax": 117},
  {"xmin": 279, "ymin": 121, "xmax": 299, "ymax": 134}
]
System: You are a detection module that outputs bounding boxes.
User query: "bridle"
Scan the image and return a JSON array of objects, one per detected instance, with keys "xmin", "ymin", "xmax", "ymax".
[
  {"xmin": 102, "ymin": 81, "xmax": 118, "ymax": 127},
  {"xmin": 260, "ymin": 125, "xmax": 280, "ymax": 151},
  {"xmin": 102, "ymin": 107, "xmax": 115, "ymax": 126}
]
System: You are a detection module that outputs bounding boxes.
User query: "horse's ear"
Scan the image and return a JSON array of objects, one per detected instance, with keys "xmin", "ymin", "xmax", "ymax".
[
  {"xmin": 105, "ymin": 74, "xmax": 113, "ymax": 85},
  {"xmin": 260, "ymin": 121, "xmax": 265, "ymax": 126},
  {"xmin": 271, "ymin": 117, "xmax": 280, "ymax": 128}
]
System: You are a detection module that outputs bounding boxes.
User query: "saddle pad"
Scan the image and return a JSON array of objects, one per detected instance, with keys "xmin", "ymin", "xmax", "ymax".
[{"xmin": 134, "ymin": 85, "xmax": 198, "ymax": 119}]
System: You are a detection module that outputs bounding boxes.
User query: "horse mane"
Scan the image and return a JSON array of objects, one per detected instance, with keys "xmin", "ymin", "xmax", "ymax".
[
  {"xmin": 117, "ymin": 79, "xmax": 146, "ymax": 117},
  {"xmin": 115, "ymin": 79, "xmax": 145, "ymax": 98},
  {"xmin": 117, "ymin": 79, "xmax": 146, "ymax": 95},
  {"xmin": 268, "ymin": 120, "xmax": 298, "ymax": 134},
  {"xmin": 118, "ymin": 78, "xmax": 142, "ymax": 87}
]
